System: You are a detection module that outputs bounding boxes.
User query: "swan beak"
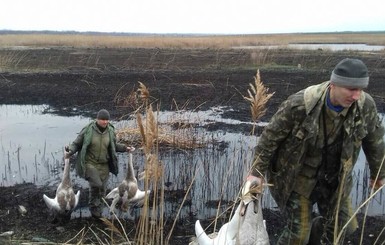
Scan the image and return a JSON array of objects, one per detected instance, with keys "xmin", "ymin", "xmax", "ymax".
[
  {"xmin": 240, "ymin": 178, "xmax": 262, "ymax": 216},
  {"xmin": 240, "ymin": 196, "xmax": 253, "ymax": 216}
]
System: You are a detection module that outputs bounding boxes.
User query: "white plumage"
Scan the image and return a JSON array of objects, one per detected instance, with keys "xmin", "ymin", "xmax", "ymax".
[
  {"xmin": 105, "ymin": 151, "xmax": 150, "ymax": 214},
  {"xmin": 194, "ymin": 178, "xmax": 270, "ymax": 245},
  {"xmin": 43, "ymin": 156, "xmax": 80, "ymax": 216}
]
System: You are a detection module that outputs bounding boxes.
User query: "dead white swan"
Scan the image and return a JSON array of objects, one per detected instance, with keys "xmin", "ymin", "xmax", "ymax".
[
  {"xmin": 194, "ymin": 178, "xmax": 270, "ymax": 245},
  {"xmin": 105, "ymin": 150, "xmax": 150, "ymax": 213},
  {"xmin": 43, "ymin": 155, "xmax": 80, "ymax": 215}
]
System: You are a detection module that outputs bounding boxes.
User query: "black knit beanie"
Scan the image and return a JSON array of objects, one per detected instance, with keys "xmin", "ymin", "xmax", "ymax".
[
  {"xmin": 97, "ymin": 109, "xmax": 110, "ymax": 120},
  {"xmin": 330, "ymin": 58, "xmax": 369, "ymax": 88}
]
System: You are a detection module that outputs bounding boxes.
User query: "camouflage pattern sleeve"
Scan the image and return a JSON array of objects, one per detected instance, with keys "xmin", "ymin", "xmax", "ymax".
[
  {"xmin": 251, "ymin": 95, "xmax": 298, "ymax": 177},
  {"xmin": 362, "ymin": 96, "xmax": 385, "ymax": 180}
]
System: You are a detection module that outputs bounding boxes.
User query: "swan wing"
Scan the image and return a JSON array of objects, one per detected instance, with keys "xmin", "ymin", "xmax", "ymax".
[
  {"xmin": 105, "ymin": 187, "xmax": 119, "ymax": 199},
  {"xmin": 129, "ymin": 189, "xmax": 150, "ymax": 203},
  {"xmin": 195, "ymin": 220, "xmax": 214, "ymax": 245},
  {"xmin": 224, "ymin": 203, "xmax": 242, "ymax": 239},
  {"xmin": 74, "ymin": 190, "xmax": 81, "ymax": 209},
  {"xmin": 194, "ymin": 204, "xmax": 241, "ymax": 245},
  {"xmin": 43, "ymin": 194, "xmax": 61, "ymax": 212}
]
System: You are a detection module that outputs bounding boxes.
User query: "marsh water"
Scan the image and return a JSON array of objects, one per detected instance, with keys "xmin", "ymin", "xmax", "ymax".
[
  {"xmin": 1, "ymin": 104, "xmax": 384, "ymax": 219},
  {"xmin": 236, "ymin": 43, "xmax": 385, "ymax": 51}
]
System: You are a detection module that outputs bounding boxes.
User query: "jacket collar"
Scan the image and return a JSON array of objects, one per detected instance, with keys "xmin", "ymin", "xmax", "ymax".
[{"xmin": 303, "ymin": 81, "xmax": 366, "ymax": 115}]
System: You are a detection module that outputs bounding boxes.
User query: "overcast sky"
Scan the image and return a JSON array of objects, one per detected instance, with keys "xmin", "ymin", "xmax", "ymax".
[{"xmin": 1, "ymin": 0, "xmax": 384, "ymax": 34}]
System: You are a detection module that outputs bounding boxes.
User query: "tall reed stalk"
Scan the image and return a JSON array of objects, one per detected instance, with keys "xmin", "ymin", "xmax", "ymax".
[
  {"xmin": 335, "ymin": 155, "xmax": 385, "ymax": 244},
  {"xmin": 135, "ymin": 83, "xmax": 166, "ymax": 245}
]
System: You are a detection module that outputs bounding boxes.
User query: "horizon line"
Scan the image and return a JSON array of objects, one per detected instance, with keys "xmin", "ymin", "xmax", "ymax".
[{"xmin": 1, "ymin": 29, "xmax": 385, "ymax": 36}]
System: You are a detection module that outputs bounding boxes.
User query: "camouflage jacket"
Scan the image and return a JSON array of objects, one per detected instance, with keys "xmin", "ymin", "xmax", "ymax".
[
  {"xmin": 251, "ymin": 81, "xmax": 385, "ymax": 210},
  {"xmin": 67, "ymin": 121, "xmax": 127, "ymax": 177}
]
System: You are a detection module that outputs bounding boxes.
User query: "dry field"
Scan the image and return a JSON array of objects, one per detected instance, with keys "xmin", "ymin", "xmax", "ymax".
[{"xmin": 2, "ymin": 31, "xmax": 385, "ymax": 48}]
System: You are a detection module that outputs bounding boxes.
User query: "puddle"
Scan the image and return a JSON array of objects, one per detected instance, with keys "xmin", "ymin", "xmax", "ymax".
[{"xmin": 0, "ymin": 104, "xmax": 384, "ymax": 217}]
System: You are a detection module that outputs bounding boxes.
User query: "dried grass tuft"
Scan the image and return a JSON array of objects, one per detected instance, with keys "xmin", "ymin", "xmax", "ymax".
[
  {"xmin": 117, "ymin": 119, "xmax": 206, "ymax": 150},
  {"xmin": 243, "ymin": 70, "xmax": 274, "ymax": 134},
  {"xmin": 138, "ymin": 81, "xmax": 150, "ymax": 102},
  {"xmin": 113, "ymin": 83, "xmax": 139, "ymax": 111},
  {"xmin": 243, "ymin": 70, "xmax": 274, "ymax": 123}
]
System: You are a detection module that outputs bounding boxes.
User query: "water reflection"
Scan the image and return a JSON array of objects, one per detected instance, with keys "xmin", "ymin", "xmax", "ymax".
[
  {"xmin": 0, "ymin": 105, "xmax": 90, "ymax": 186},
  {"xmin": 0, "ymin": 104, "xmax": 384, "ymax": 218}
]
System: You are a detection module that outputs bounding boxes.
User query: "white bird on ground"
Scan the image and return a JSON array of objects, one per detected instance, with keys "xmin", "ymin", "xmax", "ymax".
[
  {"xmin": 194, "ymin": 177, "xmax": 269, "ymax": 245},
  {"xmin": 105, "ymin": 149, "xmax": 150, "ymax": 214},
  {"xmin": 43, "ymin": 154, "xmax": 80, "ymax": 216}
]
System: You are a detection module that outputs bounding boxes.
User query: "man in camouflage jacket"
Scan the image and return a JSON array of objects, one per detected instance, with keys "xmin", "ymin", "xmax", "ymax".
[
  {"xmin": 249, "ymin": 58, "xmax": 385, "ymax": 244},
  {"xmin": 66, "ymin": 109, "xmax": 133, "ymax": 218}
]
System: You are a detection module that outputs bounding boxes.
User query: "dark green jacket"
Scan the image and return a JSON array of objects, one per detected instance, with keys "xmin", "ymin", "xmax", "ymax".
[
  {"xmin": 252, "ymin": 81, "xmax": 385, "ymax": 210},
  {"xmin": 68, "ymin": 121, "xmax": 127, "ymax": 177}
]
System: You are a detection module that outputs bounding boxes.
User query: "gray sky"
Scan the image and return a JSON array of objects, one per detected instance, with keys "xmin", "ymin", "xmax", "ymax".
[{"xmin": 2, "ymin": 0, "xmax": 384, "ymax": 34}]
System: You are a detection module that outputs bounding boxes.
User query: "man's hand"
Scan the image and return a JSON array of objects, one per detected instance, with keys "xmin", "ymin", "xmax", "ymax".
[
  {"xmin": 370, "ymin": 178, "xmax": 385, "ymax": 190},
  {"xmin": 240, "ymin": 175, "xmax": 264, "ymax": 216},
  {"xmin": 243, "ymin": 175, "xmax": 264, "ymax": 195},
  {"xmin": 246, "ymin": 175, "xmax": 264, "ymax": 185},
  {"xmin": 64, "ymin": 146, "xmax": 71, "ymax": 159},
  {"xmin": 127, "ymin": 146, "xmax": 135, "ymax": 152}
]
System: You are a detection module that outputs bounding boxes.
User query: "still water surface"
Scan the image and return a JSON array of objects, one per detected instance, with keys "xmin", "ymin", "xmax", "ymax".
[
  {"xmin": 236, "ymin": 43, "xmax": 385, "ymax": 51},
  {"xmin": 0, "ymin": 104, "xmax": 383, "ymax": 218}
]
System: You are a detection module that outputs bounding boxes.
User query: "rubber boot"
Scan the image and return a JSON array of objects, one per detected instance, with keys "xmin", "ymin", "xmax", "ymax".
[{"xmin": 307, "ymin": 216, "xmax": 324, "ymax": 245}]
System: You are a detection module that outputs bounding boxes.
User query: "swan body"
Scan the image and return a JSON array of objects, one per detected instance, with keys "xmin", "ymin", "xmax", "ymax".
[
  {"xmin": 106, "ymin": 151, "xmax": 150, "ymax": 213},
  {"xmin": 43, "ymin": 156, "xmax": 80, "ymax": 215},
  {"xmin": 194, "ymin": 178, "xmax": 269, "ymax": 245},
  {"xmin": 195, "ymin": 202, "xmax": 243, "ymax": 245}
]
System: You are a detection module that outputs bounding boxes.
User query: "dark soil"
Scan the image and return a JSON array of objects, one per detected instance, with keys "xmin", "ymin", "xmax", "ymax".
[{"xmin": 1, "ymin": 47, "xmax": 385, "ymax": 244}]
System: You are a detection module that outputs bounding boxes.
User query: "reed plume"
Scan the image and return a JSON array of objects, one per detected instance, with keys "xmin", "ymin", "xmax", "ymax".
[
  {"xmin": 243, "ymin": 70, "xmax": 274, "ymax": 134},
  {"xmin": 138, "ymin": 81, "xmax": 150, "ymax": 102}
]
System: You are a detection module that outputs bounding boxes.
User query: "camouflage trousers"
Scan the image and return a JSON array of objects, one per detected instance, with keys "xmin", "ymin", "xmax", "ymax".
[
  {"xmin": 276, "ymin": 191, "xmax": 358, "ymax": 245},
  {"xmin": 85, "ymin": 162, "xmax": 110, "ymax": 216}
]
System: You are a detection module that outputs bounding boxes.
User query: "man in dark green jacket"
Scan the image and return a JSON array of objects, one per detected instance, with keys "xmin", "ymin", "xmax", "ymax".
[
  {"xmin": 66, "ymin": 109, "xmax": 134, "ymax": 218},
  {"xmin": 248, "ymin": 58, "xmax": 385, "ymax": 244}
]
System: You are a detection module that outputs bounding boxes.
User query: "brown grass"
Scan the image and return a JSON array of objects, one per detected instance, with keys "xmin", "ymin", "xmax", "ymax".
[
  {"xmin": 117, "ymin": 82, "xmax": 207, "ymax": 150},
  {"xmin": 1, "ymin": 32, "xmax": 385, "ymax": 49}
]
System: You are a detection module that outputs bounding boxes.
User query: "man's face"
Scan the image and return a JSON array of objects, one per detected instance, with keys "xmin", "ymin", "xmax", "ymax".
[
  {"xmin": 330, "ymin": 84, "xmax": 362, "ymax": 108},
  {"xmin": 96, "ymin": 119, "xmax": 109, "ymax": 128}
]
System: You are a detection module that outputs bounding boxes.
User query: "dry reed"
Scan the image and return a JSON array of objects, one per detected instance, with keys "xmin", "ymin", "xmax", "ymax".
[
  {"xmin": 335, "ymin": 155, "xmax": 385, "ymax": 244},
  {"xmin": 2, "ymin": 32, "xmax": 385, "ymax": 49},
  {"xmin": 134, "ymin": 82, "xmax": 196, "ymax": 245},
  {"xmin": 117, "ymin": 81, "xmax": 207, "ymax": 150},
  {"xmin": 243, "ymin": 70, "xmax": 274, "ymax": 134}
]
